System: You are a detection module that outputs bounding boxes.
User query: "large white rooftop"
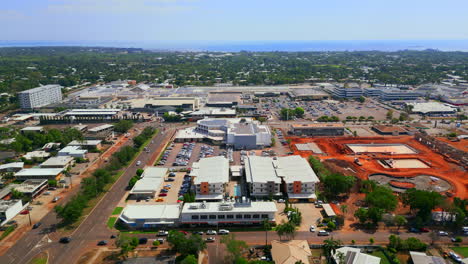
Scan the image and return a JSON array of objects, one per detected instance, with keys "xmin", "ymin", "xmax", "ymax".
[
  {"xmin": 334, "ymin": 247, "xmax": 380, "ymax": 264},
  {"xmin": 181, "ymin": 201, "xmax": 277, "ymax": 214},
  {"xmin": 191, "ymin": 156, "xmax": 229, "ymax": 184},
  {"xmin": 88, "ymin": 124, "xmax": 114, "ymax": 132},
  {"xmin": 119, "ymin": 204, "xmax": 181, "ymax": 223},
  {"xmin": 0, "ymin": 162, "xmax": 24, "ymax": 171},
  {"xmin": 15, "ymin": 168, "xmax": 63, "ymax": 177},
  {"xmin": 141, "ymin": 167, "xmax": 168, "ymax": 178},
  {"xmin": 408, "ymin": 102, "xmax": 457, "ymax": 114},
  {"xmin": 277, "ymin": 155, "xmax": 320, "ymax": 183},
  {"xmin": 244, "ymin": 156, "xmax": 281, "ymax": 184},
  {"xmin": 130, "ymin": 178, "xmax": 164, "ymax": 194},
  {"xmin": 40, "ymin": 156, "xmax": 74, "ymax": 167},
  {"xmin": 245, "ymin": 155, "xmax": 319, "ymax": 184}
]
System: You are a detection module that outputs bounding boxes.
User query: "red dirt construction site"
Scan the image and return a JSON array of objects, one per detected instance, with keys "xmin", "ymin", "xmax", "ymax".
[{"xmin": 289, "ymin": 134, "xmax": 468, "ymax": 199}]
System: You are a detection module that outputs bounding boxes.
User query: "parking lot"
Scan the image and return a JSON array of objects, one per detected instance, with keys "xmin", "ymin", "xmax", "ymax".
[
  {"xmin": 156, "ymin": 142, "xmax": 222, "ymax": 168},
  {"xmin": 255, "ymin": 96, "xmax": 394, "ymax": 121}
]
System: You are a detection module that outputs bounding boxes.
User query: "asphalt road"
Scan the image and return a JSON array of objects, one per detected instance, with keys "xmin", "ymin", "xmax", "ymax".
[{"xmin": 0, "ymin": 123, "xmax": 175, "ymax": 264}]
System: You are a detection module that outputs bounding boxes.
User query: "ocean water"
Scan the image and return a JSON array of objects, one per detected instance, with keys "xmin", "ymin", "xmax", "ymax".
[{"xmin": 0, "ymin": 40, "xmax": 467, "ymax": 52}]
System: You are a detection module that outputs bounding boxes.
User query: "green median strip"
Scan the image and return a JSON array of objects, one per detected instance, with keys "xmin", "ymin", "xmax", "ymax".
[
  {"xmin": 112, "ymin": 207, "xmax": 124, "ymax": 215},
  {"xmin": 107, "ymin": 217, "xmax": 117, "ymax": 229}
]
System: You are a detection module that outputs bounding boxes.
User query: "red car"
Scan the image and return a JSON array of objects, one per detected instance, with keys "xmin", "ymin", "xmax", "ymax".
[
  {"xmin": 420, "ymin": 227, "xmax": 430, "ymax": 232},
  {"xmin": 158, "ymin": 193, "xmax": 167, "ymax": 197},
  {"xmin": 179, "ymin": 230, "xmax": 188, "ymax": 235},
  {"xmin": 20, "ymin": 210, "xmax": 29, "ymax": 215}
]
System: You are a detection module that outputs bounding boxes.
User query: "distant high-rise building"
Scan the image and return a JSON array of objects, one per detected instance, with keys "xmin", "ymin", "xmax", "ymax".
[{"xmin": 18, "ymin": 85, "xmax": 63, "ymax": 109}]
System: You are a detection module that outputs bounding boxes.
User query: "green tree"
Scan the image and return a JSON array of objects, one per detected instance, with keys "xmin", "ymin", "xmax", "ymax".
[
  {"xmin": 48, "ymin": 179, "xmax": 58, "ymax": 187},
  {"xmin": 276, "ymin": 221, "xmax": 296, "ymax": 240},
  {"xmin": 221, "ymin": 234, "xmax": 249, "ymax": 263},
  {"xmin": 354, "ymin": 208, "xmax": 368, "ymax": 224},
  {"xmin": 167, "ymin": 231, "xmax": 206, "ymax": 257},
  {"xmin": 323, "ymin": 238, "xmax": 342, "ymax": 263},
  {"xmin": 116, "ymin": 234, "xmax": 139, "ymax": 258},
  {"xmin": 358, "ymin": 96, "xmax": 366, "ymax": 103},
  {"xmin": 113, "ymin": 120, "xmax": 134, "ymax": 133},
  {"xmin": 386, "ymin": 110, "xmax": 394, "ymax": 120},
  {"xmin": 10, "ymin": 189, "xmax": 24, "ymax": 199},
  {"xmin": 365, "ymin": 185, "xmax": 398, "ymax": 212},
  {"xmin": 403, "ymin": 189, "xmax": 444, "ymax": 222},
  {"xmin": 394, "ymin": 215, "xmax": 407, "ymax": 231},
  {"xmin": 322, "ymin": 173, "xmax": 355, "ymax": 198},
  {"xmin": 136, "ymin": 168, "xmax": 144, "ymax": 176},
  {"xmin": 180, "ymin": 255, "xmax": 197, "ymax": 264},
  {"xmin": 294, "ymin": 107, "xmax": 305, "ymax": 118}
]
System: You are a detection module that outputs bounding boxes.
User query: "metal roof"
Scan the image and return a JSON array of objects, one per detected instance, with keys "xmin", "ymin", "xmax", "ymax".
[
  {"xmin": 181, "ymin": 201, "xmax": 277, "ymax": 214},
  {"xmin": 130, "ymin": 178, "xmax": 163, "ymax": 194},
  {"xmin": 40, "ymin": 156, "xmax": 74, "ymax": 167},
  {"xmin": 120, "ymin": 204, "xmax": 181, "ymax": 221},
  {"xmin": 141, "ymin": 167, "xmax": 168, "ymax": 178},
  {"xmin": 15, "ymin": 168, "xmax": 63, "ymax": 176},
  {"xmin": 191, "ymin": 156, "xmax": 229, "ymax": 184}
]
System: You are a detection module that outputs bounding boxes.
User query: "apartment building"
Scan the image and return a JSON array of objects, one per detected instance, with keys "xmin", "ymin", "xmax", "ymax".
[
  {"xmin": 190, "ymin": 156, "xmax": 229, "ymax": 201},
  {"xmin": 244, "ymin": 156, "xmax": 282, "ymax": 197},
  {"xmin": 277, "ymin": 156, "xmax": 320, "ymax": 200},
  {"xmin": 18, "ymin": 85, "xmax": 63, "ymax": 109},
  {"xmin": 244, "ymin": 155, "xmax": 320, "ymax": 200}
]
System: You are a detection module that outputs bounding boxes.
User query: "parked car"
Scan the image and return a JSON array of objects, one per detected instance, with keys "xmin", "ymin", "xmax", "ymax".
[
  {"xmin": 309, "ymin": 225, "xmax": 316, "ymax": 232},
  {"xmin": 20, "ymin": 210, "xmax": 29, "ymax": 215},
  {"xmin": 438, "ymin": 231, "xmax": 449, "ymax": 236},
  {"xmin": 136, "ymin": 161, "xmax": 141, "ymax": 166},
  {"xmin": 420, "ymin": 227, "xmax": 430, "ymax": 233},
  {"xmin": 139, "ymin": 238, "xmax": 148, "ymax": 244},
  {"xmin": 206, "ymin": 230, "xmax": 217, "ymax": 235},
  {"xmin": 32, "ymin": 222, "xmax": 42, "ymax": 229},
  {"xmin": 158, "ymin": 193, "xmax": 167, "ymax": 197},
  {"xmin": 156, "ymin": 238, "xmax": 165, "ymax": 244},
  {"xmin": 97, "ymin": 240, "xmax": 108, "ymax": 246},
  {"xmin": 157, "ymin": 230, "xmax": 169, "ymax": 236},
  {"xmin": 52, "ymin": 196, "xmax": 61, "ymax": 202},
  {"xmin": 409, "ymin": 227, "xmax": 420, "ymax": 233},
  {"xmin": 219, "ymin": 229, "xmax": 230, "ymax": 235},
  {"xmin": 205, "ymin": 237, "xmax": 216, "ymax": 243},
  {"xmin": 318, "ymin": 230, "xmax": 329, "ymax": 236},
  {"xmin": 192, "ymin": 231, "xmax": 204, "ymax": 235},
  {"xmin": 59, "ymin": 237, "xmax": 71, "ymax": 243}
]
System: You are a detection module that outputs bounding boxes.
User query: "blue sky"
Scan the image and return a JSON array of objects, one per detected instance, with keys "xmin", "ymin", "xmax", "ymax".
[{"xmin": 1, "ymin": 0, "xmax": 468, "ymax": 42}]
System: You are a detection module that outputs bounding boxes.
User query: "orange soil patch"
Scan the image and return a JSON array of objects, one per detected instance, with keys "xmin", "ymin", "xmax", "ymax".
[
  {"xmin": 389, "ymin": 181, "xmax": 415, "ymax": 189},
  {"xmin": 289, "ymin": 135, "xmax": 468, "ymax": 199}
]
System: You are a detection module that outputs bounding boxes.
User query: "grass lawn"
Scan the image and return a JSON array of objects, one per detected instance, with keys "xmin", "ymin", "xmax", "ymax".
[
  {"xmin": 107, "ymin": 217, "xmax": 117, "ymax": 229},
  {"xmin": 370, "ymin": 250, "xmax": 391, "ymax": 264},
  {"xmin": 30, "ymin": 257, "xmax": 47, "ymax": 264},
  {"xmin": 452, "ymin": 247, "xmax": 468, "ymax": 258},
  {"xmin": 0, "ymin": 225, "xmax": 16, "ymax": 241},
  {"xmin": 112, "ymin": 207, "xmax": 123, "ymax": 215}
]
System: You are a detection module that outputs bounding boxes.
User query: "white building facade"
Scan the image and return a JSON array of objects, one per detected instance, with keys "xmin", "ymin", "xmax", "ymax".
[{"xmin": 18, "ymin": 85, "xmax": 63, "ymax": 109}]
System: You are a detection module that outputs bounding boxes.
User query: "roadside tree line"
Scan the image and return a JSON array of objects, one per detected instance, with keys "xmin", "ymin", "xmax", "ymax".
[{"xmin": 55, "ymin": 127, "xmax": 157, "ymax": 226}]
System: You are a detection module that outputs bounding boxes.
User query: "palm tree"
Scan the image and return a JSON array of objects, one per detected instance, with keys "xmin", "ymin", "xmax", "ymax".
[
  {"xmin": 323, "ymin": 238, "xmax": 342, "ymax": 263},
  {"xmin": 262, "ymin": 219, "xmax": 271, "ymax": 247},
  {"xmin": 340, "ymin": 204, "xmax": 348, "ymax": 214}
]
